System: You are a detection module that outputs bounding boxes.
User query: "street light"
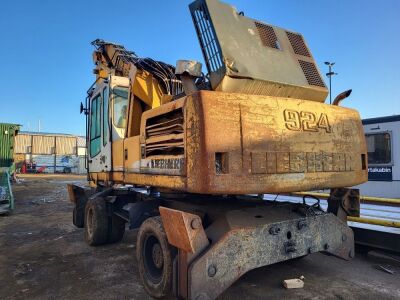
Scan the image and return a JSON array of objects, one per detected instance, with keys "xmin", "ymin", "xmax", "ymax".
[{"xmin": 324, "ymin": 61, "xmax": 338, "ymax": 104}]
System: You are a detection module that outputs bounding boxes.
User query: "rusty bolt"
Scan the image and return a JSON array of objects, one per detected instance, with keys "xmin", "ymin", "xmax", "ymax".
[
  {"xmin": 269, "ymin": 225, "xmax": 280, "ymax": 235},
  {"xmin": 191, "ymin": 218, "xmax": 201, "ymax": 230},
  {"xmin": 297, "ymin": 220, "xmax": 307, "ymax": 230},
  {"xmin": 208, "ymin": 265, "xmax": 217, "ymax": 277}
]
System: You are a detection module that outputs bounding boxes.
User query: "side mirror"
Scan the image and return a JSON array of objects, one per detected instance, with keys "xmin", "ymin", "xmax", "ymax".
[{"xmin": 80, "ymin": 102, "xmax": 84, "ymax": 114}]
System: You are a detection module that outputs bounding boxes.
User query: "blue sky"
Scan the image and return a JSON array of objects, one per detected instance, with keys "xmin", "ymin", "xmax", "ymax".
[{"xmin": 0, "ymin": 0, "xmax": 399, "ymax": 135}]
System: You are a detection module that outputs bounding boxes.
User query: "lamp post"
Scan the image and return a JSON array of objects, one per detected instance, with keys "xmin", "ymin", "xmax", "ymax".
[{"xmin": 324, "ymin": 61, "xmax": 337, "ymax": 104}]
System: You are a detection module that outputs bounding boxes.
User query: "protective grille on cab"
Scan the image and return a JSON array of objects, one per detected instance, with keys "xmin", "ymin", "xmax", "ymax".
[
  {"xmin": 255, "ymin": 22, "xmax": 279, "ymax": 49},
  {"xmin": 298, "ymin": 60, "xmax": 325, "ymax": 87},
  {"xmin": 190, "ymin": 3, "xmax": 223, "ymax": 72},
  {"xmin": 286, "ymin": 31, "xmax": 311, "ymax": 57}
]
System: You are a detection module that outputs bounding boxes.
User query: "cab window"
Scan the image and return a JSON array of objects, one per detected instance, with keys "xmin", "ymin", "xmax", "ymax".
[
  {"xmin": 113, "ymin": 86, "xmax": 129, "ymax": 130},
  {"xmin": 103, "ymin": 87, "xmax": 109, "ymax": 146},
  {"xmin": 366, "ymin": 132, "xmax": 391, "ymax": 165},
  {"xmin": 90, "ymin": 94, "xmax": 101, "ymax": 157}
]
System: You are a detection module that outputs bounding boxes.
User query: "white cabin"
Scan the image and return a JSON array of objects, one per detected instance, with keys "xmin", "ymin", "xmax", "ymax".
[{"xmin": 355, "ymin": 115, "xmax": 400, "ymax": 198}]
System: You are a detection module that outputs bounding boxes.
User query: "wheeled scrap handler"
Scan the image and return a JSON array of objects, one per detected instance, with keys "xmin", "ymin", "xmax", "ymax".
[{"xmin": 68, "ymin": 0, "xmax": 367, "ymax": 298}]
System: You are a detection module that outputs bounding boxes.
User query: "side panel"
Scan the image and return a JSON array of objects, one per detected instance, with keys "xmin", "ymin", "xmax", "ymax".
[
  {"xmin": 111, "ymin": 91, "xmax": 367, "ymax": 194},
  {"xmin": 112, "ymin": 139, "xmax": 124, "ymax": 172},
  {"xmin": 185, "ymin": 91, "xmax": 368, "ymax": 194},
  {"xmin": 124, "ymin": 136, "xmax": 141, "ymax": 173}
]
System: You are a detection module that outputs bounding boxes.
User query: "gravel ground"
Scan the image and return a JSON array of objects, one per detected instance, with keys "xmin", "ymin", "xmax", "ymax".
[{"xmin": 0, "ymin": 174, "xmax": 399, "ymax": 300}]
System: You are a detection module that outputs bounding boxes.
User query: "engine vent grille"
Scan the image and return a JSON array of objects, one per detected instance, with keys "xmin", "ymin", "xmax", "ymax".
[
  {"xmin": 145, "ymin": 109, "xmax": 184, "ymax": 157},
  {"xmin": 190, "ymin": 2, "xmax": 223, "ymax": 73},
  {"xmin": 298, "ymin": 60, "xmax": 325, "ymax": 87},
  {"xmin": 286, "ymin": 32, "xmax": 311, "ymax": 57},
  {"xmin": 255, "ymin": 22, "xmax": 280, "ymax": 49}
]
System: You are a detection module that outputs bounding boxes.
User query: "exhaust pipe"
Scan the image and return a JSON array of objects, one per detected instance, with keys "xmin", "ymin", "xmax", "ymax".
[{"xmin": 332, "ymin": 89, "xmax": 352, "ymax": 106}]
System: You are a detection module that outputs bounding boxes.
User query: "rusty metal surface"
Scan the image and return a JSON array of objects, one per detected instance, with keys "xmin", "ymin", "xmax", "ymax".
[
  {"xmin": 267, "ymin": 193, "xmax": 400, "ymax": 252},
  {"xmin": 185, "ymin": 91, "xmax": 368, "ymax": 194},
  {"xmin": 159, "ymin": 206, "xmax": 209, "ymax": 254},
  {"xmin": 187, "ymin": 204, "xmax": 353, "ymax": 300},
  {"xmin": 91, "ymin": 90, "xmax": 367, "ymax": 194},
  {"xmin": 159, "ymin": 206, "xmax": 210, "ymax": 299}
]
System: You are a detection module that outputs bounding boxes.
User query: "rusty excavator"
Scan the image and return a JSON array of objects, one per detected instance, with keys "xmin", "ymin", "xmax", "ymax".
[{"xmin": 68, "ymin": 0, "xmax": 368, "ymax": 299}]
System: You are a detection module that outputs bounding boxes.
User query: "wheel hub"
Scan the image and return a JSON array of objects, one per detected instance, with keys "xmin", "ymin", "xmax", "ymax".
[{"xmin": 152, "ymin": 243, "xmax": 163, "ymax": 268}]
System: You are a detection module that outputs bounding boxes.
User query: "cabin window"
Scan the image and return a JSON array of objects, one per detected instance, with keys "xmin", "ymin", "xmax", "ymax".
[
  {"xmin": 366, "ymin": 132, "xmax": 391, "ymax": 165},
  {"xmin": 103, "ymin": 87, "xmax": 109, "ymax": 146},
  {"xmin": 90, "ymin": 94, "xmax": 101, "ymax": 157},
  {"xmin": 113, "ymin": 86, "xmax": 129, "ymax": 129}
]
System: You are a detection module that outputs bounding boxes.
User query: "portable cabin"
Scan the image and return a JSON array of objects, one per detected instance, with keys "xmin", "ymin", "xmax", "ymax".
[{"xmin": 355, "ymin": 115, "xmax": 400, "ymax": 198}]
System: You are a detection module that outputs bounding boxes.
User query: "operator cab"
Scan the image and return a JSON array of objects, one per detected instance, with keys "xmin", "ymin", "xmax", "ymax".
[{"xmin": 86, "ymin": 75, "xmax": 130, "ymax": 174}]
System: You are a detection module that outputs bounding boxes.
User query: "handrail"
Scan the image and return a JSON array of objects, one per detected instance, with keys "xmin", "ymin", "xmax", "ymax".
[
  {"xmin": 291, "ymin": 192, "xmax": 400, "ymax": 205},
  {"xmin": 347, "ymin": 217, "xmax": 400, "ymax": 228}
]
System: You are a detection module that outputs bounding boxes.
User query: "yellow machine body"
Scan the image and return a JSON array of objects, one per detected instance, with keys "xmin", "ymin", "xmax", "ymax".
[
  {"xmin": 86, "ymin": 0, "xmax": 368, "ymax": 194},
  {"xmin": 88, "ymin": 88, "xmax": 367, "ymax": 193}
]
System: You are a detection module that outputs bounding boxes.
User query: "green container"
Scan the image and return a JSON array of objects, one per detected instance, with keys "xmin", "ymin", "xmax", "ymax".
[{"xmin": 0, "ymin": 123, "xmax": 20, "ymax": 168}]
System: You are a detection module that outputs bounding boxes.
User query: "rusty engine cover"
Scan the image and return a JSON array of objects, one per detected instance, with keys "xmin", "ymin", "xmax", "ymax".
[{"xmin": 181, "ymin": 90, "xmax": 368, "ymax": 194}]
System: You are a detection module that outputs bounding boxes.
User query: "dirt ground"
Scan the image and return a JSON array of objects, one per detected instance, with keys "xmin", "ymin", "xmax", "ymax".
[{"xmin": 1, "ymin": 174, "xmax": 399, "ymax": 300}]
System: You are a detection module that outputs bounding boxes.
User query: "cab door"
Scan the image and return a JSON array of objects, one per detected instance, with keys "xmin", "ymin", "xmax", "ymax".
[
  {"xmin": 88, "ymin": 80, "xmax": 112, "ymax": 173},
  {"xmin": 100, "ymin": 83, "xmax": 112, "ymax": 172},
  {"xmin": 88, "ymin": 86, "xmax": 103, "ymax": 173}
]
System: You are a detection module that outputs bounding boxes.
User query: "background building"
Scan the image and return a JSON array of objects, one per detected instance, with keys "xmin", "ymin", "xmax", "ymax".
[{"xmin": 13, "ymin": 132, "xmax": 86, "ymax": 174}]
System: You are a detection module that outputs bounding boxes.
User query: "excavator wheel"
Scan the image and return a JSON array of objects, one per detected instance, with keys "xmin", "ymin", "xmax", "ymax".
[
  {"xmin": 136, "ymin": 216, "xmax": 176, "ymax": 299},
  {"xmin": 84, "ymin": 197, "xmax": 109, "ymax": 246}
]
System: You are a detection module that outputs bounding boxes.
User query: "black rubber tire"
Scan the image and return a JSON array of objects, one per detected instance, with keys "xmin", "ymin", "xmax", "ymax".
[
  {"xmin": 84, "ymin": 197, "xmax": 109, "ymax": 246},
  {"xmin": 73, "ymin": 203, "xmax": 85, "ymax": 228},
  {"xmin": 107, "ymin": 215, "xmax": 126, "ymax": 243},
  {"xmin": 73, "ymin": 207, "xmax": 83, "ymax": 228},
  {"xmin": 136, "ymin": 216, "xmax": 176, "ymax": 299}
]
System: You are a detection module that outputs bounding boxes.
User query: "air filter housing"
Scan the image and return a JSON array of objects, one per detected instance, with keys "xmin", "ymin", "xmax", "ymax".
[{"xmin": 189, "ymin": 0, "xmax": 328, "ymax": 102}]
